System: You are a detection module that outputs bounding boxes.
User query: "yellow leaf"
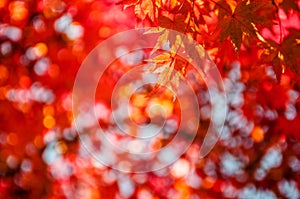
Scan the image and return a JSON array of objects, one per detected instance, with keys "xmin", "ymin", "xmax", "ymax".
[
  {"xmin": 170, "ymin": 34, "xmax": 184, "ymax": 56},
  {"xmin": 144, "ymin": 27, "xmax": 165, "ymax": 34},
  {"xmin": 151, "ymin": 29, "xmax": 169, "ymax": 54},
  {"xmin": 145, "ymin": 52, "xmax": 171, "ymax": 64},
  {"xmin": 141, "ymin": 0, "xmax": 155, "ymax": 21},
  {"xmin": 157, "ymin": 63, "xmax": 174, "ymax": 86}
]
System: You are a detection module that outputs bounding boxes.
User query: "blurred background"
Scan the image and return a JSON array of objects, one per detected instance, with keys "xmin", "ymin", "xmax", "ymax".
[{"xmin": 0, "ymin": 0, "xmax": 300, "ymax": 198}]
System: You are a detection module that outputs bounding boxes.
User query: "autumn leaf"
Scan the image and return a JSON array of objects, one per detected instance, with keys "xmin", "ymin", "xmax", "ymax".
[
  {"xmin": 150, "ymin": 29, "xmax": 170, "ymax": 54},
  {"xmin": 146, "ymin": 62, "xmax": 182, "ymax": 98},
  {"xmin": 157, "ymin": 64, "xmax": 174, "ymax": 86},
  {"xmin": 144, "ymin": 27, "xmax": 165, "ymax": 34},
  {"xmin": 260, "ymin": 29, "xmax": 300, "ymax": 80},
  {"xmin": 118, "ymin": 0, "xmax": 158, "ymax": 21},
  {"xmin": 217, "ymin": 0, "xmax": 232, "ymax": 22},
  {"xmin": 219, "ymin": 17, "xmax": 243, "ymax": 50},
  {"xmin": 217, "ymin": 0, "xmax": 273, "ymax": 50},
  {"xmin": 170, "ymin": 0, "xmax": 191, "ymax": 14},
  {"xmin": 170, "ymin": 34, "xmax": 184, "ymax": 55},
  {"xmin": 277, "ymin": 30, "xmax": 300, "ymax": 73},
  {"xmin": 173, "ymin": 15, "xmax": 188, "ymax": 32},
  {"xmin": 277, "ymin": 0, "xmax": 300, "ymax": 14},
  {"xmin": 173, "ymin": 57, "xmax": 188, "ymax": 77},
  {"xmin": 145, "ymin": 52, "xmax": 171, "ymax": 64},
  {"xmin": 158, "ymin": 16, "xmax": 173, "ymax": 29},
  {"xmin": 169, "ymin": 0, "xmax": 181, "ymax": 11},
  {"xmin": 193, "ymin": 0, "xmax": 211, "ymax": 29},
  {"xmin": 146, "ymin": 49, "xmax": 187, "ymax": 96},
  {"xmin": 158, "ymin": 15, "xmax": 187, "ymax": 32},
  {"xmin": 134, "ymin": 0, "xmax": 157, "ymax": 21}
]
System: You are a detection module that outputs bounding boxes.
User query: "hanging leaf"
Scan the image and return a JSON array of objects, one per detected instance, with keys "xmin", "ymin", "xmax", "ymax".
[
  {"xmin": 158, "ymin": 15, "xmax": 187, "ymax": 32},
  {"xmin": 217, "ymin": 0, "xmax": 273, "ymax": 51},
  {"xmin": 260, "ymin": 29, "xmax": 300, "ymax": 80},
  {"xmin": 150, "ymin": 29, "xmax": 170, "ymax": 54}
]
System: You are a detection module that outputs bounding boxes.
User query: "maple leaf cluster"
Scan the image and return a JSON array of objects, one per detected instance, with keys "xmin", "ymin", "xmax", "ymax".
[{"xmin": 118, "ymin": 0, "xmax": 300, "ymax": 81}]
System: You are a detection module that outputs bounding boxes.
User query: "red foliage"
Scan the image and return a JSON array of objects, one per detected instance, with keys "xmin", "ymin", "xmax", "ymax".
[{"xmin": 0, "ymin": 0, "xmax": 300, "ymax": 198}]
